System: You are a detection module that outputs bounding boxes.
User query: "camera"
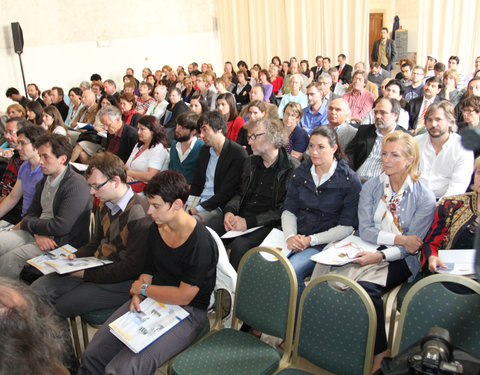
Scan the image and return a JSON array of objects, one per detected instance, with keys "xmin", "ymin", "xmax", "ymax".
[{"xmin": 408, "ymin": 327, "xmax": 463, "ymax": 374}]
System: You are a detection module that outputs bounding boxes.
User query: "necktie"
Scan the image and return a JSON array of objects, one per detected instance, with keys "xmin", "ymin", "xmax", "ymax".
[{"xmin": 416, "ymin": 99, "xmax": 431, "ymax": 131}]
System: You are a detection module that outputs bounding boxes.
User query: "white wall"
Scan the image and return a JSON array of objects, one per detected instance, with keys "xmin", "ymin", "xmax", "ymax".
[{"xmin": 0, "ymin": 0, "xmax": 220, "ymax": 110}]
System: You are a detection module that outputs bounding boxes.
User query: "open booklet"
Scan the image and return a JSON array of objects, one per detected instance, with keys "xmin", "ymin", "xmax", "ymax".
[
  {"xmin": 109, "ymin": 297, "xmax": 190, "ymax": 353},
  {"xmin": 74, "ymin": 122, "xmax": 95, "ymax": 131},
  {"xmin": 27, "ymin": 244, "xmax": 112, "ymax": 275},
  {"xmin": 437, "ymin": 249, "xmax": 476, "ymax": 276},
  {"xmin": 259, "ymin": 228, "xmax": 293, "ymax": 261},
  {"xmin": 310, "ymin": 234, "xmax": 379, "ymax": 266}
]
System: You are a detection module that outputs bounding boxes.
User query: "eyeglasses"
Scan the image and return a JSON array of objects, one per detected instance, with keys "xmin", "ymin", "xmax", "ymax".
[
  {"xmin": 462, "ymin": 108, "xmax": 477, "ymax": 114},
  {"xmin": 247, "ymin": 132, "xmax": 265, "ymax": 141},
  {"xmin": 17, "ymin": 141, "xmax": 31, "ymax": 147},
  {"xmin": 88, "ymin": 178, "xmax": 112, "ymax": 191}
]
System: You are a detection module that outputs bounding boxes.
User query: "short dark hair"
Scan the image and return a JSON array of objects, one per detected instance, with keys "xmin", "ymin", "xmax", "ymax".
[
  {"xmin": 51, "ymin": 86, "xmax": 64, "ymax": 97},
  {"xmin": 425, "ymin": 76, "xmax": 442, "ymax": 86},
  {"xmin": 144, "ymin": 170, "xmax": 189, "ymax": 205},
  {"xmin": 434, "ymin": 62, "xmax": 446, "ymax": 72},
  {"xmin": 17, "ymin": 125, "xmax": 47, "ymax": 144},
  {"xmin": 376, "ymin": 97, "xmax": 401, "ymax": 116},
  {"xmin": 338, "ymin": 54, "xmax": 346, "ymax": 60},
  {"xmin": 5, "ymin": 87, "xmax": 20, "ymax": 98},
  {"xmin": 448, "ymin": 56, "xmax": 460, "ymax": 64},
  {"xmin": 189, "ymin": 92, "xmax": 209, "ymax": 114},
  {"xmin": 401, "ymin": 62, "xmax": 413, "ymax": 70},
  {"xmin": 177, "ymin": 111, "xmax": 200, "ymax": 131},
  {"xmin": 385, "ymin": 79, "xmax": 405, "ymax": 96},
  {"xmin": 252, "ymin": 83, "xmax": 266, "ymax": 95},
  {"xmin": 90, "ymin": 73, "xmax": 102, "ymax": 81},
  {"xmin": 381, "ymin": 27, "xmax": 389, "ymax": 33},
  {"xmin": 137, "ymin": 116, "xmax": 168, "ymax": 149},
  {"xmin": 34, "ymin": 134, "xmax": 72, "ymax": 165},
  {"xmin": 460, "ymin": 96, "xmax": 480, "ymax": 112},
  {"xmin": 85, "ymin": 152, "xmax": 127, "ymax": 183},
  {"xmin": 323, "ymin": 57, "xmax": 331, "ymax": 63},
  {"xmin": 198, "ymin": 111, "xmax": 228, "ymax": 135}
]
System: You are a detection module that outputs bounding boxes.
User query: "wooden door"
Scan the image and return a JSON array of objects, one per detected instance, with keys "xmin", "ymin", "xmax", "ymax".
[{"xmin": 369, "ymin": 13, "xmax": 384, "ymax": 64}]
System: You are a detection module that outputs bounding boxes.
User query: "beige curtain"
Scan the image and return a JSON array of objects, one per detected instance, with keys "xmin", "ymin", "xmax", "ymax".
[
  {"xmin": 214, "ymin": 0, "xmax": 369, "ymax": 68},
  {"xmin": 416, "ymin": 0, "xmax": 480, "ymax": 74}
]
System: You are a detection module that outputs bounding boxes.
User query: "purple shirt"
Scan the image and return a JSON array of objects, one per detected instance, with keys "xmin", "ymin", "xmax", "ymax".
[{"xmin": 18, "ymin": 160, "xmax": 43, "ymax": 216}]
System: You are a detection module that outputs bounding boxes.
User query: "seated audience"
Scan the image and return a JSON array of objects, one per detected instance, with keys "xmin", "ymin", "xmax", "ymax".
[
  {"xmin": 0, "ymin": 277, "xmax": 69, "ymax": 375},
  {"xmin": 259, "ymin": 69, "xmax": 273, "ymax": 102},
  {"xmin": 346, "ymin": 98, "xmax": 406, "ymax": 181},
  {"xmin": 118, "ymin": 92, "xmax": 141, "ymax": 128},
  {"xmin": 32, "ymin": 152, "xmax": 152, "ymax": 333},
  {"xmin": 42, "ymin": 105, "xmax": 69, "ymax": 136},
  {"xmin": 368, "ymin": 62, "xmax": 391, "ymax": 95},
  {"xmin": 239, "ymin": 85, "xmax": 279, "ymax": 121},
  {"xmin": 5, "ymin": 87, "xmax": 28, "ymax": 107},
  {"xmin": 397, "ymin": 60, "xmax": 413, "ymax": 86},
  {"xmin": 188, "ymin": 111, "xmax": 247, "ymax": 234},
  {"xmin": 336, "ymin": 53, "xmax": 353, "ymax": 84},
  {"xmin": 406, "ymin": 76, "xmax": 442, "ymax": 133},
  {"xmin": 125, "ymin": 116, "xmax": 169, "ymax": 193},
  {"xmin": 195, "ymin": 74, "xmax": 214, "ymax": 110},
  {"xmin": 135, "ymin": 82, "xmax": 155, "ymax": 115},
  {"xmin": 0, "ymin": 134, "xmax": 92, "ymax": 279},
  {"xmin": 42, "ymin": 89, "xmax": 53, "ymax": 106},
  {"xmin": 299, "ymin": 82, "xmax": 328, "ymax": 134},
  {"xmin": 0, "ymin": 126, "xmax": 46, "ymax": 225},
  {"xmin": 458, "ymin": 96, "xmax": 480, "ymax": 138},
  {"xmin": 326, "ymin": 98, "xmax": 358, "ymax": 149},
  {"xmin": 282, "ymin": 102, "xmax": 309, "ymax": 160},
  {"xmin": 103, "ymin": 79, "xmax": 120, "ymax": 101},
  {"xmin": 65, "ymin": 87, "xmax": 83, "ymax": 127},
  {"xmin": 403, "ymin": 65, "xmax": 425, "ymax": 100},
  {"xmin": 50, "ymin": 87, "xmax": 69, "ymax": 121},
  {"xmin": 420, "ymin": 156, "xmax": 480, "ymax": 274},
  {"xmin": 181, "ymin": 77, "xmax": 195, "ymax": 103},
  {"xmin": 347, "ymin": 62, "xmax": 379, "ymax": 99},
  {"xmin": 278, "ymin": 74, "xmax": 308, "ymax": 118},
  {"xmin": 438, "ymin": 69, "xmax": 462, "ymax": 106},
  {"xmin": 416, "ymin": 101, "xmax": 474, "ymax": 199},
  {"xmin": 26, "ymin": 83, "xmax": 45, "ymax": 106},
  {"xmin": 169, "ymin": 111, "xmax": 204, "ymax": 184},
  {"xmin": 163, "ymin": 87, "xmax": 190, "ymax": 144},
  {"xmin": 282, "ymin": 126, "xmax": 361, "ymax": 302},
  {"xmin": 189, "ymin": 91, "xmax": 209, "ymax": 116},
  {"xmin": 269, "ymin": 64, "xmax": 284, "ymax": 95},
  {"xmin": 76, "ymin": 170, "xmax": 217, "ymax": 375},
  {"xmin": 146, "ymin": 85, "xmax": 169, "ymax": 121},
  {"xmin": 342, "ymin": 70, "xmax": 375, "ymax": 121},
  {"xmin": 329, "ymin": 67, "xmax": 347, "ymax": 96},
  {"xmin": 101, "ymin": 106, "xmax": 138, "ymax": 163},
  {"xmin": 6, "ymin": 103, "xmax": 26, "ymax": 119},
  {"xmin": 217, "ymin": 92, "xmax": 245, "ymax": 142},
  {"xmin": 224, "ymin": 117, "xmax": 299, "ymax": 270},
  {"xmin": 25, "ymin": 100, "xmax": 44, "ymax": 125},
  {"xmin": 312, "ymin": 130, "xmax": 436, "ymax": 372},
  {"xmin": 234, "ymin": 70, "xmax": 251, "ymax": 107}
]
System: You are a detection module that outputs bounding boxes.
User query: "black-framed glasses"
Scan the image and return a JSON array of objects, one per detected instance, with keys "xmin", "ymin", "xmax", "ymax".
[
  {"xmin": 247, "ymin": 132, "xmax": 265, "ymax": 141},
  {"xmin": 89, "ymin": 178, "xmax": 112, "ymax": 191}
]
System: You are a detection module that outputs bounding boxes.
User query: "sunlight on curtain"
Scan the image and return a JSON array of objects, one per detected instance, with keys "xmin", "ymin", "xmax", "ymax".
[
  {"xmin": 417, "ymin": 0, "xmax": 480, "ymax": 74},
  {"xmin": 214, "ymin": 0, "xmax": 369, "ymax": 68}
]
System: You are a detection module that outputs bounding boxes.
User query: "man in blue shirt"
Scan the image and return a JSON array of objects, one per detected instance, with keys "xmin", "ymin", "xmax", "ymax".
[{"xmin": 299, "ymin": 82, "xmax": 328, "ymax": 134}]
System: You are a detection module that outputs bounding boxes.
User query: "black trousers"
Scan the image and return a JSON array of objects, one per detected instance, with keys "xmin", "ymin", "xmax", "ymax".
[
  {"xmin": 358, "ymin": 259, "xmax": 411, "ymax": 355},
  {"xmin": 227, "ymin": 226, "xmax": 273, "ymax": 271}
]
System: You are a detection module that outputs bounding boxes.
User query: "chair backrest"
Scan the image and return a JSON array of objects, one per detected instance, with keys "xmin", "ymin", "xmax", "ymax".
[
  {"xmin": 232, "ymin": 247, "xmax": 297, "ymax": 342},
  {"xmin": 392, "ymin": 274, "xmax": 480, "ymax": 357},
  {"xmin": 291, "ymin": 274, "xmax": 376, "ymax": 375}
]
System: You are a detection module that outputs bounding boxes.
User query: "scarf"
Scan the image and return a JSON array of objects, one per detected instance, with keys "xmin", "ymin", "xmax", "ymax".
[
  {"xmin": 379, "ymin": 174, "xmax": 411, "ymax": 234},
  {"xmin": 123, "ymin": 109, "xmax": 137, "ymax": 126}
]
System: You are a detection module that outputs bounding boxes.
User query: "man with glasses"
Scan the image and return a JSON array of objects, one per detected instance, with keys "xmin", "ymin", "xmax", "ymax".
[
  {"xmin": 0, "ymin": 134, "xmax": 92, "ymax": 279},
  {"xmin": 187, "ymin": 111, "xmax": 247, "ymax": 235},
  {"xmin": 223, "ymin": 117, "xmax": 299, "ymax": 270},
  {"xmin": 0, "ymin": 126, "xmax": 46, "ymax": 224},
  {"xmin": 404, "ymin": 65, "xmax": 426, "ymax": 101},
  {"xmin": 32, "ymin": 151, "xmax": 152, "ymax": 326}
]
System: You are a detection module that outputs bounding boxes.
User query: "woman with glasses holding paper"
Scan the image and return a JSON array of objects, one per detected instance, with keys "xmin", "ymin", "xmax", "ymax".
[
  {"xmin": 282, "ymin": 126, "xmax": 362, "ymax": 303},
  {"xmin": 421, "ymin": 156, "xmax": 479, "ymax": 274},
  {"xmin": 313, "ymin": 130, "xmax": 436, "ymax": 371}
]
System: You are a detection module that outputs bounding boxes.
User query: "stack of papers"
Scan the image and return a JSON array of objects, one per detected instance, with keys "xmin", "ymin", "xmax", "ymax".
[
  {"xmin": 310, "ymin": 235, "xmax": 378, "ymax": 266},
  {"xmin": 437, "ymin": 249, "xmax": 476, "ymax": 275},
  {"xmin": 259, "ymin": 228, "xmax": 292, "ymax": 261},
  {"xmin": 109, "ymin": 298, "xmax": 189, "ymax": 353}
]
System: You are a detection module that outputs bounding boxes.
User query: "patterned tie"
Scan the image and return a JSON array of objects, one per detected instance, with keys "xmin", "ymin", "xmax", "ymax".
[{"xmin": 416, "ymin": 99, "xmax": 431, "ymax": 132}]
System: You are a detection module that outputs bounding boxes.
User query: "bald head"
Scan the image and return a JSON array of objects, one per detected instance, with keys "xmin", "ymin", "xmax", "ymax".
[
  {"xmin": 81, "ymin": 90, "xmax": 96, "ymax": 107},
  {"xmin": 327, "ymin": 98, "xmax": 350, "ymax": 126}
]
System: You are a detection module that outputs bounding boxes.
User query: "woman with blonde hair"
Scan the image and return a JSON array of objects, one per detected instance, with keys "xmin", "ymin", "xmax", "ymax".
[
  {"xmin": 282, "ymin": 102, "xmax": 308, "ymax": 160},
  {"xmin": 6, "ymin": 104, "xmax": 26, "ymax": 119},
  {"xmin": 312, "ymin": 130, "xmax": 437, "ymax": 372}
]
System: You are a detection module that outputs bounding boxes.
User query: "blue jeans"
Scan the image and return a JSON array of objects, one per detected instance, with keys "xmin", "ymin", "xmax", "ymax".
[{"xmin": 289, "ymin": 247, "xmax": 320, "ymax": 305}]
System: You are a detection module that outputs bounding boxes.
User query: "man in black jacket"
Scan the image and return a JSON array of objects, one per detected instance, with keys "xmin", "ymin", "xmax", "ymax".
[
  {"xmin": 188, "ymin": 111, "xmax": 247, "ymax": 234},
  {"xmin": 223, "ymin": 117, "xmax": 299, "ymax": 270}
]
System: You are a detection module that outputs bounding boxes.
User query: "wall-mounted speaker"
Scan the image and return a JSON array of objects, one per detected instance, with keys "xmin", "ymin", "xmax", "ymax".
[{"xmin": 11, "ymin": 22, "xmax": 24, "ymax": 54}]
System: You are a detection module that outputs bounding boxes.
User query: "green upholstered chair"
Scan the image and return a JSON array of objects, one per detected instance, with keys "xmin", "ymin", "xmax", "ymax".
[
  {"xmin": 277, "ymin": 274, "xmax": 377, "ymax": 375},
  {"xmin": 392, "ymin": 274, "xmax": 480, "ymax": 357},
  {"xmin": 169, "ymin": 247, "xmax": 298, "ymax": 375}
]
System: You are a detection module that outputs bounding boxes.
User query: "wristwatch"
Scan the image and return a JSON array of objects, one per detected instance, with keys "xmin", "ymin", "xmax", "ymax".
[
  {"xmin": 140, "ymin": 283, "xmax": 150, "ymax": 297},
  {"xmin": 380, "ymin": 251, "xmax": 386, "ymax": 262}
]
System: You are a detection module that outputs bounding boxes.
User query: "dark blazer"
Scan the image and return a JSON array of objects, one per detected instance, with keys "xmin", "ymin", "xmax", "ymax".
[
  {"xmin": 405, "ymin": 96, "xmax": 440, "ymax": 131},
  {"xmin": 371, "ymin": 39, "xmax": 397, "ymax": 70},
  {"xmin": 311, "ymin": 66, "xmax": 324, "ymax": 81},
  {"xmin": 234, "ymin": 83, "xmax": 252, "ymax": 106},
  {"xmin": 20, "ymin": 165, "xmax": 92, "ymax": 248},
  {"xmin": 190, "ymin": 138, "xmax": 248, "ymax": 211},
  {"xmin": 345, "ymin": 124, "xmax": 408, "ymax": 170},
  {"xmin": 335, "ymin": 64, "xmax": 353, "ymax": 84},
  {"xmin": 106, "ymin": 122, "xmax": 138, "ymax": 163},
  {"xmin": 55, "ymin": 100, "xmax": 69, "ymax": 121}
]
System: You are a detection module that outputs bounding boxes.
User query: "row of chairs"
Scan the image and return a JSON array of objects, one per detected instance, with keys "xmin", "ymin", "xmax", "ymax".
[{"xmin": 70, "ymin": 245, "xmax": 480, "ymax": 374}]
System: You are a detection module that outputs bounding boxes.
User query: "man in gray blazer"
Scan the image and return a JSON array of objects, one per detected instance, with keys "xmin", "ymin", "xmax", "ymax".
[
  {"xmin": 371, "ymin": 27, "xmax": 397, "ymax": 71},
  {"xmin": 326, "ymin": 98, "xmax": 357, "ymax": 149}
]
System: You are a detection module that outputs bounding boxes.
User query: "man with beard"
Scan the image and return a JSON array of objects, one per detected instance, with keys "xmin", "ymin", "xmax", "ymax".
[
  {"xmin": 345, "ymin": 97, "xmax": 407, "ymax": 182},
  {"xmin": 169, "ymin": 112, "xmax": 205, "ymax": 184},
  {"xmin": 416, "ymin": 101, "xmax": 474, "ymax": 199}
]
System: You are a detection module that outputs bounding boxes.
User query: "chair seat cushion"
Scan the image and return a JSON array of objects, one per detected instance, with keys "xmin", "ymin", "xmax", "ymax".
[
  {"xmin": 171, "ymin": 328, "xmax": 281, "ymax": 375},
  {"xmin": 81, "ymin": 307, "xmax": 119, "ymax": 326}
]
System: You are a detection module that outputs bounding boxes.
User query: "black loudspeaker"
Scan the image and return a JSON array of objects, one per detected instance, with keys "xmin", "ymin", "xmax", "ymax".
[{"xmin": 11, "ymin": 22, "xmax": 24, "ymax": 54}]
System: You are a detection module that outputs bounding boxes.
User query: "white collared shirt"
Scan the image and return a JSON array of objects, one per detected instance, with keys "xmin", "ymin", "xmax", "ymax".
[{"xmin": 416, "ymin": 132, "xmax": 474, "ymax": 199}]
